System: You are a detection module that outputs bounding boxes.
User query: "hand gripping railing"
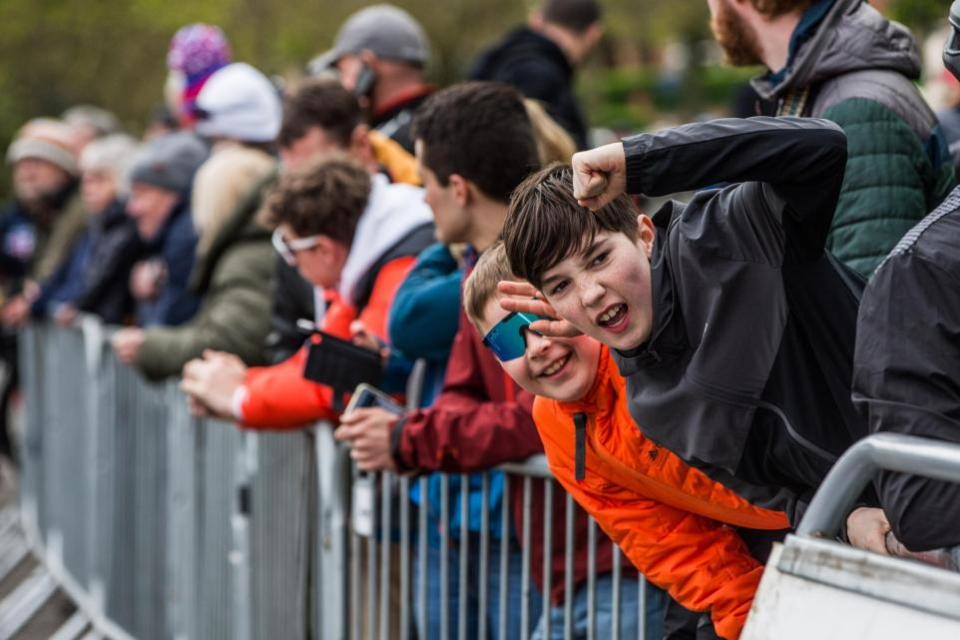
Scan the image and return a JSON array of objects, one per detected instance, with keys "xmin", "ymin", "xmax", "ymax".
[{"xmin": 797, "ymin": 433, "xmax": 960, "ymax": 539}]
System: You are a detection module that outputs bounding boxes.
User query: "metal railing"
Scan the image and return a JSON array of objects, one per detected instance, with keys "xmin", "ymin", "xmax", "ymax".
[
  {"xmin": 17, "ymin": 321, "xmax": 656, "ymax": 639},
  {"xmin": 797, "ymin": 432, "xmax": 960, "ymax": 538}
]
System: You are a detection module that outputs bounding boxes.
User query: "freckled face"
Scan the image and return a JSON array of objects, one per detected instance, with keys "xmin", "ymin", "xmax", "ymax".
[{"xmin": 539, "ymin": 225, "xmax": 656, "ymax": 352}]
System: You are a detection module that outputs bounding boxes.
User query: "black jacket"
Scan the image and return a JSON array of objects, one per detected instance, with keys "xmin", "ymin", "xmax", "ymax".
[
  {"xmin": 853, "ymin": 187, "xmax": 960, "ymax": 551},
  {"xmin": 613, "ymin": 117, "xmax": 868, "ymax": 525},
  {"xmin": 470, "ymin": 26, "xmax": 588, "ymax": 149},
  {"xmin": 75, "ymin": 200, "xmax": 142, "ymax": 323}
]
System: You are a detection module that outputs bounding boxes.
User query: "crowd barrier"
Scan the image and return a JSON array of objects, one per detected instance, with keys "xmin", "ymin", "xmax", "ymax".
[{"xmin": 17, "ymin": 321, "xmax": 651, "ymax": 639}]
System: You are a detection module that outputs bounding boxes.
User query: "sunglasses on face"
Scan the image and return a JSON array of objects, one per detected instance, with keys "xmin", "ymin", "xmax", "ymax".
[
  {"xmin": 271, "ymin": 228, "xmax": 322, "ymax": 266},
  {"xmin": 482, "ymin": 311, "xmax": 548, "ymax": 362}
]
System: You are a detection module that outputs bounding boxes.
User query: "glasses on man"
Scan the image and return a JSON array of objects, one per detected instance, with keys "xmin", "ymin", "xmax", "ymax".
[
  {"xmin": 481, "ymin": 311, "xmax": 548, "ymax": 362},
  {"xmin": 271, "ymin": 228, "xmax": 322, "ymax": 266}
]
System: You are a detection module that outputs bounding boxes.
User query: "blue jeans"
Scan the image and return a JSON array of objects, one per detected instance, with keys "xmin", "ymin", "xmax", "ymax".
[
  {"xmin": 413, "ymin": 523, "xmax": 543, "ymax": 639},
  {"xmin": 531, "ymin": 573, "xmax": 667, "ymax": 640}
]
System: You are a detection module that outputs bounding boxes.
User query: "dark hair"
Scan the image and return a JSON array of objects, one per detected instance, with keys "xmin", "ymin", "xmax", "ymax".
[
  {"xmin": 278, "ymin": 79, "xmax": 361, "ymax": 149},
  {"xmin": 541, "ymin": 0, "xmax": 602, "ymax": 33},
  {"xmin": 264, "ymin": 155, "xmax": 370, "ymax": 246},
  {"xmin": 503, "ymin": 163, "xmax": 639, "ymax": 289},
  {"xmin": 411, "ymin": 82, "xmax": 539, "ymax": 203}
]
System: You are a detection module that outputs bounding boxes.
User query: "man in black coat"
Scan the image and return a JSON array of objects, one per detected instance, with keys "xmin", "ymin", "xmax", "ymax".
[
  {"xmin": 470, "ymin": 0, "xmax": 603, "ymax": 150},
  {"xmin": 849, "ymin": 0, "xmax": 960, "ymax": 554}
]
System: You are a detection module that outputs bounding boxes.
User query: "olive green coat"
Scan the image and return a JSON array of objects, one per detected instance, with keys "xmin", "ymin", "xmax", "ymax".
[{"xmin": 136, "ymin": 148, "xmax": 276, "ymax": 380}]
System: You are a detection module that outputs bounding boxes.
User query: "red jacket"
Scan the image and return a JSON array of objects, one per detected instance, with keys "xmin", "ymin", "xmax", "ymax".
[
  {"xmin": 237, "ymin": 256, "xmax": 415, "ymax": 429},
  {"xmin": 393, "ymin": 300, "xmax": 631, "ymax": 603}
]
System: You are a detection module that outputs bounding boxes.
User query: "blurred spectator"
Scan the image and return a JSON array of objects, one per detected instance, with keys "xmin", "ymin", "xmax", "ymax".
[
  {"xmin": 470, "ymin": 0, "xmax": 603, "ymax": 149},
  {"xmin": 936, "ymin": 68, "xmax": 960, "ymax": 167},
  {"xmin": 311, "ymin": 4, "xmax": 432, "ymax": 154},
  {"xmin": 112, "ymin": 63, "xmax": 279, "ymax": 380},
  {"xmin": 144, "ymin": 104, "xmax": 180, "ymax": 142},
  {"xmin": 166, "ymin": 23, "xmax": 232, "ymax": 128},
  {"xmin": 116, "ymin": 132, "xmax": 206, "ymax": 345},
  {"xmin": 32, "ymin": 134, "xmax": 141, "ymax": 326},
  {"xmin": 523, "ymin": 98, "xmax": 577, "ymax": 165},
  {"xmin": 62, "ymin": 105, "xmax": 122, "ymax": 149},
  {"xmin": 2, "ymin": 119, "xmax": 86, "ymax": 289},
  {"xmin": 180, "ymin": 155, "xmax": 433, "ymax": 425},
  {"xmin": 0, "ymin": 118, "xmax": 85, "ymax": 461},
  {"xmin": 710, "ymin": 0, "xmax": 955, "ymax": 277},
  {"xmin": 267, "ymin": 79, "xmax": 424, "ymax": 362}
]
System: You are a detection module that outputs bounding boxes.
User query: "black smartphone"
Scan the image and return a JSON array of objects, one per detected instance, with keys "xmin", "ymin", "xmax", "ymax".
[{"xmin": 303, "ymin": 330, "xmax": 383, "ymax": 391}]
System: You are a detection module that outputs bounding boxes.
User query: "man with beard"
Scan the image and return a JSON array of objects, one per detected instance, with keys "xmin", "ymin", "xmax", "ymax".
[{"xmin": 707, "ymin": 0, "xmax": 955, "ymax": 278}]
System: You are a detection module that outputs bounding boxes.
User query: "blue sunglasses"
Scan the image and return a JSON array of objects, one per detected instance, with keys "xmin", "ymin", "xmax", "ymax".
[{"xmin": 482, "ymin": 312, "xmax": 548, "ymax": 362}]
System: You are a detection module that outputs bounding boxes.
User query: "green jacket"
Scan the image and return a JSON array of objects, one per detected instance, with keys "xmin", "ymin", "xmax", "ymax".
[
  {"xmin": 752, "ymin": 0, "xmax": 956, "ymax": 277},
  {"xmin": 136, "ymin": 163, "xmax": 276, "ymax": 380}
]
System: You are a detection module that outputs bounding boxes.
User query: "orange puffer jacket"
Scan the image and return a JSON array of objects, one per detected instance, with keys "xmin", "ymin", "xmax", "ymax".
[{"xmin": 532, "ymin": 347, "xmax": 790, "ymax": 640}]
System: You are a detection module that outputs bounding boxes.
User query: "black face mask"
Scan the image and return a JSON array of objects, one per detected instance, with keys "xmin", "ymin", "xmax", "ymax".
[{"xmin": 945, "ymin": 0, "xmax": 960, "ymax": 81}]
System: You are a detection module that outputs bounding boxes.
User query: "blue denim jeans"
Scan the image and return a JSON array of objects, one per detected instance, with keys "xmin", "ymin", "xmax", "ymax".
[
  {"xmin": 413, "ymin": 523, "xmax": 543, "ymax": 639},
  {"xmin": 530, "ymin": 573, "xmax": 667, "ymax": 640}
]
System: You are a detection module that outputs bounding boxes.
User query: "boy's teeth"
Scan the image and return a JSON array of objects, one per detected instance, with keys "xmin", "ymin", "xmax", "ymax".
[{"xmin": 543, "ymin": 354, "xmax": 568, "ymax": 376}]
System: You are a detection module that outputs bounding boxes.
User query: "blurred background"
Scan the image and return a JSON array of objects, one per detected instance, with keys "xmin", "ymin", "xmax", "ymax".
[{"xmin": 0, "ymin": 0, "xmax": 948, "ymax": 197}]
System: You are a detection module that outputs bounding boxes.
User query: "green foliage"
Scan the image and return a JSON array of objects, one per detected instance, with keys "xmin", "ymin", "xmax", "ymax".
[
  {"xmin": 888, "ymin": 0, "xmax": 948, "ymax": 35},
  {"xmin": 0, "ymin": 0, "xmax": 947, "ymax": 197}
]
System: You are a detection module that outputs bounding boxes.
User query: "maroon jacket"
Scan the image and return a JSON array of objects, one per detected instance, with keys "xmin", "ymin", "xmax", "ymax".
[{"xmin": 392, "ymin": 300, "xmax": 629, "ymax": 603}]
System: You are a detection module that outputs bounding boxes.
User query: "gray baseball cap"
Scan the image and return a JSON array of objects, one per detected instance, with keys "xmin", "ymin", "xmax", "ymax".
[{"xmin": 326, "ymin": 4, "xmax": 429, "ymax": 66}]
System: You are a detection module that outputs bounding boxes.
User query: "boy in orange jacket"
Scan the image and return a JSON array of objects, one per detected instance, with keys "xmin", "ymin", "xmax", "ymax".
[{"xmin": 463, "ymin": 243, "xmax": 791, "ymax": 640}]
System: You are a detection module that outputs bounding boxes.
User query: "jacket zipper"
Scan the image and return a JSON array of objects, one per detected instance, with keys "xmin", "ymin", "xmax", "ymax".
[
  {"xmin": 574, "ymin": 413, "xmax": 587, "ymax": 482},
  {"xmin": 754, "ymin": 399, "xmax": 838, "ymax": 465}
]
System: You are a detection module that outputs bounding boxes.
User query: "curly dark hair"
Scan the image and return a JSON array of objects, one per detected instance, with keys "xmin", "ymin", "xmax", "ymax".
[{"xmin": 264, "ymin": 155, "xmax": 370, "ymax": 246}]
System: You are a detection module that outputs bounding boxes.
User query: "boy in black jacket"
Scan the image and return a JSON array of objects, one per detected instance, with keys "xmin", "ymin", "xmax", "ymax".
[{"xmin": 500, "ymin": 117, "xmax": 870, "ymax": 529}]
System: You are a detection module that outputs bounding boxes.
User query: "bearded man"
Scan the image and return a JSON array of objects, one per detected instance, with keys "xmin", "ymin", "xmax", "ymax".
[{"xmin": 707, "ymin": 0, "xmax": 955, "ymax": 278}]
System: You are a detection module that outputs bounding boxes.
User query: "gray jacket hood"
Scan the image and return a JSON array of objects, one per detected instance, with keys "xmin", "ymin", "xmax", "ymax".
[{"xmin": 752, "ymin": 0, "xmax": 921, "ymax": 101}]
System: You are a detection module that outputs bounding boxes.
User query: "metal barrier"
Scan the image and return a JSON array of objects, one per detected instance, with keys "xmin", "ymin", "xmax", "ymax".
[{"xmin": 18, "ymin": 321, "xmax": 654, "ymax": 639}]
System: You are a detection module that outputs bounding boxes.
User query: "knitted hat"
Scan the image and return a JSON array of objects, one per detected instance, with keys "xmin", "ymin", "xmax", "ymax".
[
  {"xmin": 129, "ymin": 132, "xmax": 208, "ymax": 194},
  {"xmin": 6, "ymin": 118, "xmax": 81, "ymax": 176},
  {"xmin": 167, "ymin": 23, "xmax": 232, "ymax": 80},
  {"xmin": 167, "ymin": 23, "xmax": 233, "ymax": 122},
  {"xmin": 62, "ymin": 105, "xmax": 122, "ymax": 138},
  {"xmin": 327, "ymin": 4, "xmax": 429, "ymax": 66},
  {"xmin": 195, "ymin": 63, "xmax": 282, "ymax": 142}
]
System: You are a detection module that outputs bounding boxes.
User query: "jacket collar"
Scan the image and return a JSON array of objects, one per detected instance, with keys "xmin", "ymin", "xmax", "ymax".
[
  {"xmin": 614, "ymin": 209, "xmax": 688, "ymax": 373},
  {"xmin": 751, "ymin": 0, "xmax": 921, "ymax": 101},
  {"xmin": 556, "ymin": 345, "xmax": 614, "ymax": 417}
]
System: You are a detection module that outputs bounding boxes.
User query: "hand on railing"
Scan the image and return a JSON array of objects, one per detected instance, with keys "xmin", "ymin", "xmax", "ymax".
[
  {"xmin": 181, "ymin": 350, "xmax": 248, "ymax": 420},
  {"xmin": 112, "ymin": 327, "xmax": 145, "ymax": 364},
  {"xmin": 334, "ymin": 408, "xmax": 399, "ymax": 472}
]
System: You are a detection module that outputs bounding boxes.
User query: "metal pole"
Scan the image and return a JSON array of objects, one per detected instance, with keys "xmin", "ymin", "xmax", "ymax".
[
  {"xmin": 458, "ymin": 476, "xmax": 469, "ymax": 640},
  {"xmin": 798, "ymin": 433, "xmax": 960, "ymax": 538},
  {"xmin": 520, "ymin": 476, "xmax": 532, "ymax": 640},
  {"xmin": 499, "ymin": 475, "xmax": 510, "ymax": 640},
  {"xmin": 478, "ymin": 473, "xmax": 490, "ymax": 640}
]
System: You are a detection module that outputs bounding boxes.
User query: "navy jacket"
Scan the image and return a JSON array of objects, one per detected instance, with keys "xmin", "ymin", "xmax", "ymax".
[{"xmin": 136, "ymin": 200, "xmax": 199, "ymax": 327}]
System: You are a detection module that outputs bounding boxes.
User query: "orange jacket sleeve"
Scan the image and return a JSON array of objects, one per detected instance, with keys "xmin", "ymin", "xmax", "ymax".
[
  {"xmin": 534, "ymin": 399, "xmax": 762, "ymax": 640},
  {"xmin": 237, "ymin": 257, "xmax": 416, "ymax": 430}
]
